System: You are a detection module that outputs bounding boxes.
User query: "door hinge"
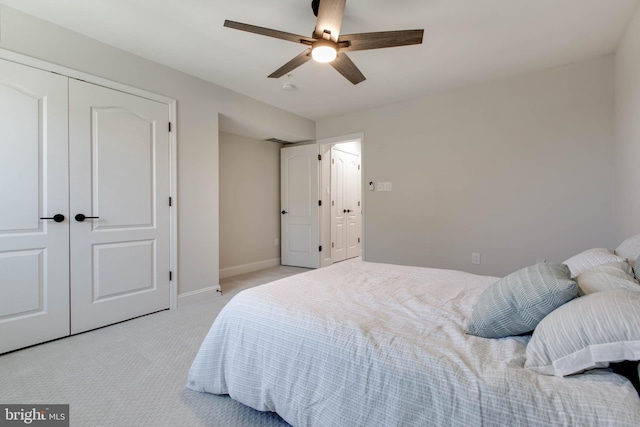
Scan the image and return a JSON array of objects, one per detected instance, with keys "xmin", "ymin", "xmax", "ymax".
[
  {"xmin": 318, "ymin": 154, "xmax": 322, "ymax": 161},
  {"xmin": 169, "ymin": 197, "xmax": 172, "ymax": 207},
  {"xmin": 319, "ymin": 245, "xmax": 322, "ymax": 252},
  {"xmin": 318, "ymin": 200, "xmax": 322, "ymax": 206},
  {"xmin": 358, "ymin": 164, "xmax": 361, "ymax": 170},
  {"xmin": 358, "ymin": 238, "xmax": 361, "ymax": 243},
  {"xmin": 168, "ymin": 122, "xmax": 172, "ymax": 132},
  {"xmin": 169, "ymin": 271, "xmax": 173, "ymax": 281},
  {"xmin": 358, "ymin": 201, "xmax": 360, "ymax": 207}
]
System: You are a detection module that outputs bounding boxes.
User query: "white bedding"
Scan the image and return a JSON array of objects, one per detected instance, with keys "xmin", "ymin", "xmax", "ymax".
[{"xmin": 188, "ymin": 260, "xmax": 640, "ymax": 426}]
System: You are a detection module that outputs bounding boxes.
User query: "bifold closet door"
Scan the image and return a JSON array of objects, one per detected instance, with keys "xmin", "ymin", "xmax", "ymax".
[
  {"xmin": 69, "ymin": 79, "xmax": 171, "ymax": 334},
  {"xmin": 0, "ymin": 59, "xmax": 70, "ymax": 354}
]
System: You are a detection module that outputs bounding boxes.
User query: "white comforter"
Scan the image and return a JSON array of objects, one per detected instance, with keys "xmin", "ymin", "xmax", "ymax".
[{"xmin": 187, "ymin": 260, "xmax": 640, "ymax": 426}]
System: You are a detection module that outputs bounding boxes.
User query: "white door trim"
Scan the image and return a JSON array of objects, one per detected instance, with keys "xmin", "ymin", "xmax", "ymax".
[{"xmin": 0, "ymin": 48, "xmax": 179, "ymax": 310}]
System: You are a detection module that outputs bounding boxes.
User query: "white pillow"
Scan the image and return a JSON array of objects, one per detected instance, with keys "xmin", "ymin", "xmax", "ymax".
[
  {"xmin": 525, "ymin": 289, "xmax": 640, "ymax": 377},
  {"xmin": 576, "ymin": 261, "xmax": 639, "ymax": 296},
  {"xmin": 563, "ymin": 248, "xmax": 625, "ymax": 278},
  {"xmin": 615, "ymin": 234, "xmax": 640, "ymax": 264}
]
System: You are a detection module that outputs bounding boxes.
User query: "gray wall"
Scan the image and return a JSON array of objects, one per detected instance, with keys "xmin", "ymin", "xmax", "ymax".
[
  {"xmin": 0, "ymin": 6, "xmax": 314, "ymax": 297},
  {"xmin": 219, "ymin": 132, "xmax": 281, "ymax": 274},
  {"xmin": 614, "ymin": 5, "xmax": 640, "ymax": 242},
  {"xmin": 318, "ymin": 56, "xmax": 616, "ymax": 277}
]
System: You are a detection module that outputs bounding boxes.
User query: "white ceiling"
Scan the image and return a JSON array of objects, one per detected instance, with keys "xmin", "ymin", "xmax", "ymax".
[{"xmin": 1, "ymin": 0, "xmax": 638, "ymax": 122}]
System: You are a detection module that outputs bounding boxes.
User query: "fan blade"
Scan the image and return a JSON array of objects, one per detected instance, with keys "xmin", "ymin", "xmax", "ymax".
[
  {"xmin": 268, "ymin": 49, "xmax": 313, "ymax": 79},
  {"xmin": 224, "ymin": 20, "xmax": 315, "ymax": 45},
  {"xmin": 339, "ymin": 29, "xmax": 424, "ymax": 52},
  {"xmin": 314, "ymin": 0, "xmax": 346, "ymax": 42},
  {"xmin": 330, "ymin": 53, "xmax": 366, "ymax": 85}
]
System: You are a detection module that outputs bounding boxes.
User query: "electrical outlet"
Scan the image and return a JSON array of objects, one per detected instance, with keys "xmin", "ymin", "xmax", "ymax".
[{"xmin": 472, "ymin": 253, "xmax": 481, "ymax": 265}]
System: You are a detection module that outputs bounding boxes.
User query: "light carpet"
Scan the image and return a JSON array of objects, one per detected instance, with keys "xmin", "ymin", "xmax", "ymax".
[{"xmin": 0, "ymin": 265, "xmax": 308, "ymax": 426}]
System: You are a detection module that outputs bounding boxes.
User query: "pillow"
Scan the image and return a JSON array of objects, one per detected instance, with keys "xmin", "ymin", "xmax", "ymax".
[
  {"xmin": 466, "ymin": 263, "xmax": 577, "ymax": 339},
  {"xmin": 615, "ymin": 234, "xmax": 640, "ymax": 264},
  {"xmin": 634, "ymin": 257, "xmax": 640, "ymax": 280},
  {"xmin": 576, "ymin": 261, "xmax": 639, "ymax": 296},
  {"xmin": 563, "ymin": 248, "xmax": 625, "ymax": 278},
  {"xmin": 525, "ymin": 289, "xmax": 640, "ymax": 376}
]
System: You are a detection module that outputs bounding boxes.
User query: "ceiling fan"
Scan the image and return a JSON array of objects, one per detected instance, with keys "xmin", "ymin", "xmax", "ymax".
[{"xmin": 224, "ymin": 0, "xmax": 424, "ymax": 85}]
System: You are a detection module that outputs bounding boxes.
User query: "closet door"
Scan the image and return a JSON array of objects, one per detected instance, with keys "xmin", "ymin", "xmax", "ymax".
[
  {"xmin": 331, "ymin": 148, "xmax": 347, "ymax": 262},
  {"xmin": 0, "ymin": 59, "xmax": 70, "ymax": 354},
  {"xmin": 345, "ymin": 153, "xmax": 361, "ymax": 259},
  {"xmin": 69, "ymin": 80, "xmax": 171, "ymax": 334},
  {"xmin": 331, "ymin": 147, "xmax": 361, "ymax": 263}
]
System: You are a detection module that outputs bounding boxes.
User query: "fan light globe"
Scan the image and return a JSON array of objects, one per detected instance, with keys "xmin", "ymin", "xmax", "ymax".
[{"xmin": 312, "ymin": 42, "xmax": 337, "ymax": 63}]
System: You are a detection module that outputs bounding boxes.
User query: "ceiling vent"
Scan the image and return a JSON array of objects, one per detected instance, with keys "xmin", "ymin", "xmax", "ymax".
[{"xmin": 265, "ymin": 137, "xmax": 295, "ymax": 144}]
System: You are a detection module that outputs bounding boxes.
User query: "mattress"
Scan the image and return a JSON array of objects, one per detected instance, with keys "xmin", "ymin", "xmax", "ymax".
[{"xmin": 188, "ymin": 260, "xmax": 640, "ymax": 426}]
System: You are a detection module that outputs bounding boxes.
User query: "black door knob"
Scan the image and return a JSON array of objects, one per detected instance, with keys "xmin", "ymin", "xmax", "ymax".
[
  {"xmin": 281, "ymin": 210, "xmax": 288, "ymax": 215},
  {"xmin": 75, "ymin": 213, "xmax": 100, "ymax": 222},
  {"xmin": 40, "ymin": 214, "xmax": 65, "ymax": 223}
]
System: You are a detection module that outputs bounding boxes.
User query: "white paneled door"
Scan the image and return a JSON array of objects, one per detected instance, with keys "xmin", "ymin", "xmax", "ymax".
[
  {"xmin": 69, "ymin": 79, "xmax": 171, "ymax": 334},
  {"xmin": 331, "ymin": 149, "xmax": 347, "ymax": 262},
  {"xmin": 281, "ymin": 144, "xmax": 319, "ymax": 268},
  {"xmin": 345, "ymin": 151, "xmax": 361, "ymax": 259},
  {"xmin": 0, "ymin": 59, "xmax": 172, "ymax": 353},
  {"xmin": 331, "ymin": 147, "xmax": 361, "ymax": 263},
  {"xmin": 0, "ymin": 59, "xmax": 70, "ymax": 353}
]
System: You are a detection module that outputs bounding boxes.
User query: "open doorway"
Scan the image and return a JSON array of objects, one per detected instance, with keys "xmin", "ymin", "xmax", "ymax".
[{"xmin": 319, "ymin": 134, "xmax": 364, "ymax": 267}]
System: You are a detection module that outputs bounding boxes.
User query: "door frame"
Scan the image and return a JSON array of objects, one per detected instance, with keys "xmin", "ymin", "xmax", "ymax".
[
  {"xmin": 0, "ymin": 48, "xmax": 180, "ymax": 310},
  {"xmin": 318, "ymin": 132, "xmax": 365, "ymax": 267}
]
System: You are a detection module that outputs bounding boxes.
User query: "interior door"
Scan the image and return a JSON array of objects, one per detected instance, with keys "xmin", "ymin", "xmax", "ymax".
[
  {"xmin": 0, "ymin": 59, "xmax": 70, "ymax": 354},
  {"xmin": 345, "ymin": 152, "xmax": 361, "ymax": 259},
  {"xmin": 331, "ymin": 146, "xmax": 361, "ymax": 263},
  {"xmin": 331, "ymin": 148, "xmax": 347, "ymax": 262},
  {"xmin": 69, "ymin": 79, "xmax": 171, "ymax": 334},
  {"xmin": 281, "ymin": 144, "xmax": 319, "ymax": 268}
]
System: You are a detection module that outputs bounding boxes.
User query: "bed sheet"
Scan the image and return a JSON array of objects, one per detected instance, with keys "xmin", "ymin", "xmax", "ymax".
[{"xmin": 188, "ymin": 260, "xmax": 640, "ymax": 426}]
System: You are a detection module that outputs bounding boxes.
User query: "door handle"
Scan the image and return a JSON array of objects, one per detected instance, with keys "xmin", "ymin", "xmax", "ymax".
[
  {"xmin": 281, "ymin": 210, "xmax": 288, "ymax": 215},
  {"xmin": 40, "ymin": 214, "xmax": 65, "ymax": 223},
  {"xmin": 75, "ymin": 213, "xmax": 100, "ymax": 222}
]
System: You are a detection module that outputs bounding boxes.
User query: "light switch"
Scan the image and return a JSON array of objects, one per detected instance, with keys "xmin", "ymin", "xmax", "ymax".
[{"xmin": 377, "ymin": 182, "xmax": 392, "ymax": 191}]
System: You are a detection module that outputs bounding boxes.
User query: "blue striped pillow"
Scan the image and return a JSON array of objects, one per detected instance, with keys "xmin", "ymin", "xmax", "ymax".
[{"xmin": 466, "ymin": 263, "xmax": 577, "ymax": 338}]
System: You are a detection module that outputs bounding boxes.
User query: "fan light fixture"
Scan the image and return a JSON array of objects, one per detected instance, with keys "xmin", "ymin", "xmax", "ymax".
[
  {"xmin": 223, "ymin": 0, "xmax": 425, "ymax": 85},
  {"xmin": 311, "ymin": 40, "xmax": 337, "ymax": 63}
]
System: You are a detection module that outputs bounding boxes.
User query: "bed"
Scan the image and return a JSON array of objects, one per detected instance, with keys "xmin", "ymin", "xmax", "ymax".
[{"xmin": 188, "ymin": 247, "xmax": 640, "ymax": 426}]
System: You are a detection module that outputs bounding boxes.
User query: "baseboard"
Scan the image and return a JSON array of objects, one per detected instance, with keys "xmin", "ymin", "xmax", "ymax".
[
  {"xmin": 177, "ymin": 284, "xmax": 222, "ymax": 307},
  {"xmin": 219, "ymin": 258, "xmax": 281, "ymax": 279}
]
